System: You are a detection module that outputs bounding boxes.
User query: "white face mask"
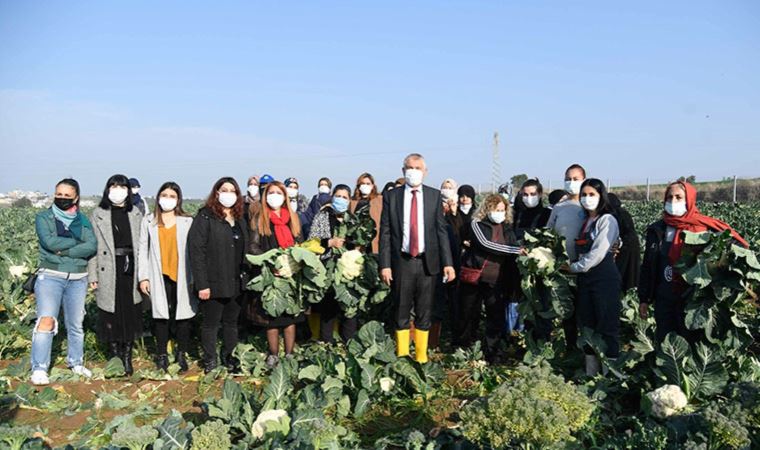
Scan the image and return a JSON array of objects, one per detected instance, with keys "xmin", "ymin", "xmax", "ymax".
[
  {"xmin": 441, "ymin": 188, "xmax": 456, "ymax": 201},
  {"xmin": 522, "ymin": 195, "xmax": 540, "ymax": 208},
  {"xmin": 131, "ymin": 187, "xmax": 140, "ymax": 195},
  {"xmin": 247, "ymin": 185, "xmax": 259, "ymax": 198},
  {"xmin": 565, "ymin": 180, "xmax": 584, "ymax": 195},
  {"xmin": 580, "ymin": 196, "xmax": 599, "ymax": 211},
  {"xmin": 286, "ymin": 187, "xmax": 299, "ymax": 199},
  {"xmin": 459, "ymin": 204, "xmax": 472, "ymax": 215},
  {"xmin": 108, "ymin": 187, "xmax": 129, "ymax": 205},
  {"xmin": 159, "ymin": 197, "xmax": 178, "ymax": 212},
  {"xmin": 404, "ymin": 168, "xmax": 424, "ymax": 187},
  {"xmin": 318, "ymin": 185, "xmax": 331, "ymax": 195},
  {"xmin": 218, "ymin": 192, "xmax": 237, "ymax": 208},
  {"xmin": 359, "ymin": 184, "xmax": 373, "ymax": 196},
  {"xmin": 665, "ymin": 201, "xmax": 687, "ymax": 217},
  {"xmin": 488, "ymin": 211, "xmax": 506, "ymax": 224},
  {"xmin": 267, "ymin": 192, "xmax": 285, "ymax": 209}
]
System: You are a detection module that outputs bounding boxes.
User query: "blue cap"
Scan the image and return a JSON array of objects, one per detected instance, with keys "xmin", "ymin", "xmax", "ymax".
[
  {"xmin": 259, "ymin": 174, "xmax": 275, "ymax": 185},
  {"xmin": 128, "ymin": 177, "xmax": 140, "ymax": 187}
]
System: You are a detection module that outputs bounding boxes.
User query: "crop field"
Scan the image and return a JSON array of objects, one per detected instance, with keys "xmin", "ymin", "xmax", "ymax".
[{"xmin": 0, "ymin": 202, "xmax": 759, "ymax": 449}]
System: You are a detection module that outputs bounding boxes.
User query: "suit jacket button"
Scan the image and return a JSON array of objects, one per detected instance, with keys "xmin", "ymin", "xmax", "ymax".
[
  {"xmin": 101, "ymin": 268, "xmax": 105, "ymax": 271},
  {"xmin": 103, "ymin": 251, "xmax": 107, "ymax": 255}
]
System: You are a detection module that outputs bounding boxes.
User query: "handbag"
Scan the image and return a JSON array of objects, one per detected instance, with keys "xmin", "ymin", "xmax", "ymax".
[
  {"xmin": 22, "ymin": 270, "xmax": 39, "ymax": 293},
  {"xmin": 459, "ymin": 259, "xmax": 488, "ymax": 285}
]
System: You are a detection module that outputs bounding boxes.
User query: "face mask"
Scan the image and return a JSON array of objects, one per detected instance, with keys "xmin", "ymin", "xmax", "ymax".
[
  {"xmin": 665, "ymin": 201, "xmax": 687, "ymax": 217},
  {"xmin": 523, "ymin": 195, "xmax": 540, "ymax": 208},
  {"xmin": 500, "ymin": 193, "xmax": 510, "ymax": 202},
  {"xmin": 580, "ymin": 196, "xmax": 599, "ymax": 211},
  {"xmin": 564, "ymin": 180, "xmax": 583, "ymax": 195},
  {"xmin": 318, "ymin": 185, "xmax": 331, "ymax": 195},
  {"xmin": 405, "ymin": 168, "xmax": 424, "ymax": 187},
  {"xmin": 332, "ymin": 197, "xmax": 350, "ymax": 213},
  {"xmin": 459, "ymin": 204, "xmax": 472, "ymax": 215},
  {"xmin": 218, "ymin": 192, "xmax": 237, "ymax": 208},
  {"xmin": 131, "ymin": 188, "xmax": 140, "ymax": 195},
  {"xmin": 267, "ymin": 193, "xmax": 285, "ymax": 209},
  {"xmin": 488, "ymin": 211, "xmax": 506, "ymax": 224},
  {"xmin": 441, "ymin": 188, "xmax": 456, "ymax": 200},
  {"xmin": 286, "ymin": 187, "xmax": 299, "ymax": 199},
  {"xmin": 159, "ymin": 197, "xmax": 177, "ymax": 212},
  {"xmin": 247, "ymin": 185, "xmax": 259, "ymax": 198},
  {"xmin": 108, "ymin": 187, "xmax": 129, "ymax": 205},
  {"xmin": 359, "ymin": 184, "xmax": 373, "ymax": 196},
  {"xmin": 54, "ymin": 197, "xmax": 76, "ymax": 211}
]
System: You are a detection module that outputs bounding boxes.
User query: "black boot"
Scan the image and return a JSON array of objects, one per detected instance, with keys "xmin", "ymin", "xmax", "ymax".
[
  {"xmin": 155, "ymin": 354, "xmax": 169, "ymax": 372},
  {"xmin": 175, "ymin": 351, "xmax": 189, "ymax": 373},
  {"xmin": 203, "ymin": 358, "xmax": 218, "ymax": 374},
  {"xmin": 224, "ymin": 354, "xmax": 240, "ymax": 373},
  {"xmin": 123, "ymin": 341, "xmax": 134, "ymax": 376},
  {"xmin": 108, "ymin": 342, "xmax": 121, "ymax": 360}
]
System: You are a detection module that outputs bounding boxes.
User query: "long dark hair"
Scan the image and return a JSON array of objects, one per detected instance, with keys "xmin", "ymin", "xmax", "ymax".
[
  {"xmin": 580, "ymin": 178, "xmax": 615, "ymax": 217},
  {"xmin": 98, "ymin": 174, "xmax": 133, "ymax": 211},
  {"xmin": 56, "ymin": 178, "xmax": 81, "ymax": 208},
  {"xmin": 154, "ymin": 181, "xmax": 190, "ymax": 226},
  {"xmin": 204, "ymin": 177, "xmax": 244, "ymax": 220}
]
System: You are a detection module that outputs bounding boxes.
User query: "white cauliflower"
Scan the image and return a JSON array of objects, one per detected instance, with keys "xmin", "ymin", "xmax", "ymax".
[
  {"xmin": 9, "ymin": 265, "xmax": 28, "ymax": 279},
  {"xmin": 251, "ymin": 409, "xmax": 290, "ymax": 439},
  {"xmin": 646, "ymin": 384, "xmax": 688, "ymax": 419},
  {"xmin": 527, "ymin": 247, "xmax": 556, "ymax": 271},
  {"xmin": 276, "ymin": 254, "xmax": 301, "ymax": 278},
  {"xmin": 337, "ymin": 250, "xmax": 364, "ymax": 281},
  {"xmin": 379, "ymin": 377, "xmax": 395, "ymax": 393}
]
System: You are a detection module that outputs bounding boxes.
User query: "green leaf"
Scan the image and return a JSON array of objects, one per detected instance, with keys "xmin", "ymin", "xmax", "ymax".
[
  {"xmin": 298, "ymin": 365, "xmax": 322, "ymax": 382},
  {"xmin": 681, "ymin": 258, "xmax": 712, "ymax": 288},
  {"xmin": 264, "ymin": 364, "xmax": 292, "ymax": 410},
  {"xmin": 682, "ymin": 231, "xmax": 712, "ymax": 245},
  {"xmin": 655, "ymin": 333, "xmax": 691, "ymax": 396},
  {"xmin": 103, "ymin": 357, "xmax": 125, "ymax": 378},
  {"xmin": 246, "ymin": 248, "xmax": 282, "ymax": 266},
  {"xmin": 354, "ymin": 389, "xmax": 371, "ymax": 417},
  {"xmin": 684, "ymin": 342, "xmax": 728, "ymax": 400}
]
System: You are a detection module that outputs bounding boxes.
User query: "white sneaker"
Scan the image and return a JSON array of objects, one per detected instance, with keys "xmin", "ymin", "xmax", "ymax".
[
  {"xmin": 31, "ymin": 370, "xmax": 50, "ymax": 386},
  {"xmin": 71, "ymin": 365, "xmax": 92, "ymax": 378}
]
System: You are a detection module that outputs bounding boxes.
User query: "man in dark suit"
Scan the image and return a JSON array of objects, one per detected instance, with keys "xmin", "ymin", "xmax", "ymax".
[{"xmin": 380, "ymin": 153, "xmax": 456, "ymax": 363}]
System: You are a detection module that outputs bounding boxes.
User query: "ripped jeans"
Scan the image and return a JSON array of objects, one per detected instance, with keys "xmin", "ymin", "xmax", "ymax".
[{"xmin": 31, "ymin": 273, "xmax": 88, "ymax": 372}]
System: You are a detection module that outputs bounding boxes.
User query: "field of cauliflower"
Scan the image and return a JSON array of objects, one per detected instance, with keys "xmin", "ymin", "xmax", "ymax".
[{"xmin": 0, "ymin": 202, "xmax": 759, "ymax": 449}]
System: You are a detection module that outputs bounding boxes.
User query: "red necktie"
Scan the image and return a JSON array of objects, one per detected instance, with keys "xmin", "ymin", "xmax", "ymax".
[{"xmin": 410, "ymin": 189, "xmax": 419, "ymax": 257}]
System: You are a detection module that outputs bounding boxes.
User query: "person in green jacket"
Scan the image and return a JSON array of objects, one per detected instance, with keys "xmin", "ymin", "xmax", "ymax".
[{"xmin": 31, "ymin": 178, "xmax": 97, "ymax": 386}]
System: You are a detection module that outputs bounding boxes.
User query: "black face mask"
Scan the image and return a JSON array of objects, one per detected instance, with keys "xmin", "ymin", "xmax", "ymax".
[{"xmin": 54, "ymin": 197, "xmax": 76, "ymax": 211}]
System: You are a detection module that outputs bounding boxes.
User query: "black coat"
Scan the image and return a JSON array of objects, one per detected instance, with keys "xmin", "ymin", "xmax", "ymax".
[
  {"xmin": 462, "ymin": 219, "xmax": 520, "ymax": 291},
  {"xmin": 188, "ymin": 207, "xmax": 250, "ymax": 299},
  {"xmin": 638, "ymin": 220, "xmax": 668, "ymax": 304},
  {"xmin": 379, "ymin": 185, "xmax": 454, "ymax": 275},
  {"xmin": 615, "ymin": 207, "xmax": 641, "ymax": 291}
]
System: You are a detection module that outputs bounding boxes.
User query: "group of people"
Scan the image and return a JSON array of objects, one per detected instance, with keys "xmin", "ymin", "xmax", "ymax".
[{"xmin": 28, "ymin": 154, "xmax": 750, "ymax": 385}]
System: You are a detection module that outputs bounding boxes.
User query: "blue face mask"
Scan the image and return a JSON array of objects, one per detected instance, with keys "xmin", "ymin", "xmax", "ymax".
[{"xmin": 332, "ymin": 197, "xmax": 350, "ymax": 213}]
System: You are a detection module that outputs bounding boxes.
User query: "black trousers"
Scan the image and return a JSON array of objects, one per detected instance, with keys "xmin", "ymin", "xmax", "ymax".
[
  {"xmin": 200, "ymin": 295, "xmax": 241, "ymax": 363},
  {"xmin": 392, "ymin": 255, "xmax": 435, "ymax": 330},
  {"xmin": 457, "ymin": 281, "xmax": 505, "ymax": 357},
  {"xmin": 577, "ymin": 255, "xmax": 622, "ymax": 358},
  {"xmin": 319, "ymin": 294, "xmax": 358, "ymax": 344},
  {"xmin": 153, "ymin": 276, "xmax": 192, "ymax": 355}
]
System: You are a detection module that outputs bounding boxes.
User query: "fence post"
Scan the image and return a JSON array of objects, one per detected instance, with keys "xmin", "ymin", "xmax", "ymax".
[
  {"xmin": 646, "ymin": 177, "xmax": 650, "ymax": 202},
  {"xmin": 548, "ymin": 180, "xmax": 552, "ymax": 191},
  {"xmin": 733, "ymin": 175, "xmax": 738, "ymax": 203}
]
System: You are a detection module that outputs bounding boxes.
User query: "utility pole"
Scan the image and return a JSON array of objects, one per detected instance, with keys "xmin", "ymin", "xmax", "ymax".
[
  {"xmin": 492, "ymin": 131, "xmax": 501, "ymax": 193},
  {"xmin": 733, "ymin": 175, "xmax": 738, "ymax": 203},
  {"xmin": 646, "ymin": 177, "xmax": 650, "ymax": 202}
]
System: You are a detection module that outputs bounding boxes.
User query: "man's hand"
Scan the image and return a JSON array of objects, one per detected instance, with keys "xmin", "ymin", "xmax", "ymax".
[
  {"xmin": 198, "ymin": 288, "xmax": 211, "ymax": 300},
  {"xmin": 139, "ymin": 280, "xmax": 150, "ymax": 295},
  {"xmin": 639, "ymin": 302, "xmax": 649, "ymax": 319},
  {"xmin": 443, "ymin": 266, "xmax": 456, "ymax": 283},
  {"xmin": 89, "ymin": 281, "xmax": 98, "ymax": 290},
  {"xmin": 381, "ymin": 268, "xmax": 393, "ymax": 286}
]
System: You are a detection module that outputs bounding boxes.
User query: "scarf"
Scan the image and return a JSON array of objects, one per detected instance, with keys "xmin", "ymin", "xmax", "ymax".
[
  {"xmin": 663, "ymin": 181, "xmax": 749, "ymax": 265},
  {"xmin": 270, "ymin": 207, "xmax": 295, "ymax": 248}
]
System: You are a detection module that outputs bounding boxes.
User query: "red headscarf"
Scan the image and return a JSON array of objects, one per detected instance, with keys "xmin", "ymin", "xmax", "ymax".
[
  {"xmin": 269, "ymin": 207, "xmax": 295, "ymax": 248},
  {"xmin": 663, "ymin": 181, "xmax": 749, "ymax": 264}
]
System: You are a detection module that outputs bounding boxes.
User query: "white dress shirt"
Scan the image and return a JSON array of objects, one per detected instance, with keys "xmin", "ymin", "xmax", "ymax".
[{"xmin": 402, "ymin": 184, "xmax": 425, "ymax": 254}]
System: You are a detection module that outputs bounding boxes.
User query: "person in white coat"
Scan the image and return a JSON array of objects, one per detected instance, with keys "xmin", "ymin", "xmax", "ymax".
[{"xmin": 138, "ymin": 182, "xmax": 197, "ymax": 373}]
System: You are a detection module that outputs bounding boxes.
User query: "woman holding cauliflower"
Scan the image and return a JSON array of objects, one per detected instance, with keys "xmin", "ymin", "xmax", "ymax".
[
  {"xmin": 249, "ymin": 181, "xmax": 304, "ymax": 367},
  {"xmin": 308, "ymin": 184, "xmax": 359, "ymax": 343},
  {"xmin": 457, "ymin": 194, "xmax": 523, "ymax": 363}
]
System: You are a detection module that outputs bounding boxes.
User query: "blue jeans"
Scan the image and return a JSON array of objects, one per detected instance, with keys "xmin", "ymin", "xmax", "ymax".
[{"xmin": 31, "ymin": 274, "xmax": 88, "ymax": 372}]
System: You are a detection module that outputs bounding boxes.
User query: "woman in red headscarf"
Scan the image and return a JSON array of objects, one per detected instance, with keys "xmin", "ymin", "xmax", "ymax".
[
  {"xmin": 638, "ymin": 181, "xmax": 749, "ymax": 343},
  {"xmin": 248, "ymin": 181, "xmax": 304, "ymax": 367}
]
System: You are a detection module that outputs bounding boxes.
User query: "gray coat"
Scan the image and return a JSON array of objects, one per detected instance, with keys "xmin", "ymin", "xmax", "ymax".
[
  {"xmin": 87, "ymin": 206, "xmax": 144, "ymax": 313},
  {"xmin": 137, "ymin": 214, "xmax": 198, "ymax": 320}
]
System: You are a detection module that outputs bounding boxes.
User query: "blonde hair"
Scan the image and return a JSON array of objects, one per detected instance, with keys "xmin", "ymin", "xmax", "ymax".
[{"xmin": 474, "ymin": 194, "xmax": 512, "ymax": 224}]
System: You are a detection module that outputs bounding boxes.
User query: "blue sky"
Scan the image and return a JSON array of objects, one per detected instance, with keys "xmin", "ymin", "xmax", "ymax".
[{"xmin": 1, "ymin": 1, "xmax": 759, "ymax": 197}]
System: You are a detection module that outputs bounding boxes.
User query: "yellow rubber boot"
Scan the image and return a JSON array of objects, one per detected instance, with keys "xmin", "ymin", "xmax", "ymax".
[
  {"xmin": 395, "ymin": 329, "xmax": 410, "ymax": 357},
  {"xmin": 307, "ymin": 313, "xmax": 321, "ymax": 341},
  {"xmin": 414, "ymin": 329, "xmax": 429, "ymax": 364}
]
